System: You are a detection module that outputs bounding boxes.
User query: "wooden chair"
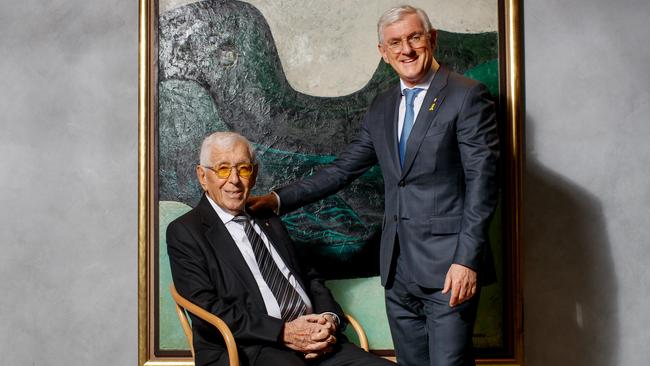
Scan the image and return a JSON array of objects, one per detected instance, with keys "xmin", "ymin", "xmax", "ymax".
[{"xmin": 170, "ymin": 284, "xmax": 369, "ymax": 366}]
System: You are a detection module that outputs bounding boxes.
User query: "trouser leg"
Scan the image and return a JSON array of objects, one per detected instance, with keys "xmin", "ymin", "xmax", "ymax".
[
  {"xmin": 423, "ymin": 287, "xmax": 480, "ymax": 366},
  {"xmin": 246, "ymin": 346, "xmax": 307, "ymax": 366},
  {"xmin": 385, "ymin": 252, "xmax": 480, "ymax": 366},
  {"xmin": 318, "ymin": 342, "xmax": 395, "ymax": 366},
  {"xmin": 243, "ymin": 340, "xmax": 394, "ymax": 366},
  {"xmin": 385, "ymin": 267, "xmax": 430, "ymax": 366}
]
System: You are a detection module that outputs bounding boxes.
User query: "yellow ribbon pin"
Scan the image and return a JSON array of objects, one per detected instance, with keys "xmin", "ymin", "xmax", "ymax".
[{"xmin": 429, "ymin": 97, "xmax": 438, "ymax": 111}]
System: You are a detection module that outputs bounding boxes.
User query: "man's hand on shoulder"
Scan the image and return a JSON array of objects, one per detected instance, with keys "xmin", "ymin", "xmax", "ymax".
[
  {"xmin": 282, "ymin": 314, "xmax": 337, "ymax": 359},
  {"xmin": 442, "ymin": 263, "xmax": 477, "ymax": 307},
  {"xmin": 246, "ymin": 192, "xmax": 279, "ymax": 214}
]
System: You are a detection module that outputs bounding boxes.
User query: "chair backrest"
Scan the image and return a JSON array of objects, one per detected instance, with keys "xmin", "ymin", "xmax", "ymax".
[
  {"xmin": 169, "ymin": 284, "xmax": 240, "ymax": 366},
  {"xmin": 170, "ymin": 285, "xmax": 195, "ymax": 357}
]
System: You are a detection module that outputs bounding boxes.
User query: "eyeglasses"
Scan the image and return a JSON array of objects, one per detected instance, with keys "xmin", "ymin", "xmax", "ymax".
[
  {"xmin": 203, "ymin": 163, "xmax": 255, "ymax": 179},
  {"xmin": 385, "ymin": 33, "xmax": 429, "ymax": 53}
]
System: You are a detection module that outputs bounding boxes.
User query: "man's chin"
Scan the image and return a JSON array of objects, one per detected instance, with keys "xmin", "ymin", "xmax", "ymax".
[
  {"xmin": 401, "ymin": 76, "xmax": 424, "ymax": 87},
  {"xmin": 224, "ymin": 201, "xmax": 246, "ymax": 214},
  {"xmin": 397, "ymin": 65, "xmax": 431, "ymax": 85}
]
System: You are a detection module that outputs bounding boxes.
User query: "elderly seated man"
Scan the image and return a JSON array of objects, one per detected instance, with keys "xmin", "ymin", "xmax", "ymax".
[{"xmin": 167, "ymin": 132, "xmax": 394, "ymax": 366}]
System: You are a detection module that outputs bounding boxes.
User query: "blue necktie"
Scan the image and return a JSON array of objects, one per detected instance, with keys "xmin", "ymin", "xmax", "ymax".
[
  {"xmin": 233, "ymin": 215, "xmax": 306, "ymax": 321},
  {"xmin": 399, "ymin": 88, "xmax": 424, "ymax": 168}
]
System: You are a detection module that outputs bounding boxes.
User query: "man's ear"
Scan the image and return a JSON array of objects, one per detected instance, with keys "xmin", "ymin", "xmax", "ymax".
[
  {"xmin": 196, "ymin": 165, "xmax": 208, "ymax": 191},
  {"xmin": 377, "ymin": 43, "xmax": 390, "ymax": 63},
  {"xmin": 429, "ymin": 28, "xmax": 438, "ymax": 50}
]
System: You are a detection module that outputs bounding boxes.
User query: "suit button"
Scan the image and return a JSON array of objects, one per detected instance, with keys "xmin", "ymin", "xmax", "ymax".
[
  {"xmin": 398, "ymin": 180, "xmax": 405, "ymax": 187},
  {"xmin": 393, "ymin": 215, "xmax": 397, "ymax": 222}
]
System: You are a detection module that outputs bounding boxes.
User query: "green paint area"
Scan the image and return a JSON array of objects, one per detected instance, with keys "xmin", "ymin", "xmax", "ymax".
[
  {"xmin": 464, "ymin": 59, "xmax": 500, "ymax": 97},
  {"xmin": 159, "ymin": 201, "xmax": 193, "ymax": 350},
  {"xmin": 326, "ymin": 277, "xmax": 392, "ymax": 350},
  {"xmin": 254, "ymin": 145, "xmax": 383, "ymax": 272},
  {"xmin": 437, "ymin": 31, "xmax": 498, "ymax": 74}
]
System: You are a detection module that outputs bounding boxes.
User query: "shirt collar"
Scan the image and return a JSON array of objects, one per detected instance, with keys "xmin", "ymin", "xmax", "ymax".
[
  {"xmin": 205, "ymin": 194, "xmax": 245, "ymax": 224},
  {"xmin": 399, "ymin": 62, "xmax": 439, "ymax": 94}
]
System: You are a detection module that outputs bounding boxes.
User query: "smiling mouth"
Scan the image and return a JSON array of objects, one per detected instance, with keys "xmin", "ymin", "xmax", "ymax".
[
  {"xmin": 401, "ymin": 57, "xmax": 418, "ymax": 64},
  {"xmin": 224, "ymin": 191, "xmax": 243, "ymax": 198}
]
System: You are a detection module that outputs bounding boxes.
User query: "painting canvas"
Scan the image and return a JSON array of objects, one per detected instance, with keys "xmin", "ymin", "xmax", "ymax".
[{"xmin": 139, "ymin": 0, "xmax": 523, "ymax": 364}]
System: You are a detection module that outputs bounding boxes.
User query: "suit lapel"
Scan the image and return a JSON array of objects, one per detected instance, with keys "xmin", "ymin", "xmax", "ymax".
[
  {"xmin": 384, "ymin": 84, "xmax": 402, "ymax": 175},
  {"xmin": 197, "ymin": 196, "xmax": 266, "ymax": 307},
  {"xmin": 401, "ymin": 66, "xmax": 450, "ymax": 176}
]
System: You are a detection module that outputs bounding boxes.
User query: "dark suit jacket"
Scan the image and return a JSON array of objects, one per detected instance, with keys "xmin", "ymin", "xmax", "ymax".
[
  {"xmin": 167, "ymin": 195, "xmax": 346, "ymax": 366},
  {"xmin": 277, "ymin": 65, "xmax": 499, "ymax": 289}
]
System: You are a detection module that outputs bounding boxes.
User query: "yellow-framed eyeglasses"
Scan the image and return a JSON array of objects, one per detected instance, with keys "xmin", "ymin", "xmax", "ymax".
[{"xmin": 203, "ymin": 163, "xmax": 256, "ymax": 179}]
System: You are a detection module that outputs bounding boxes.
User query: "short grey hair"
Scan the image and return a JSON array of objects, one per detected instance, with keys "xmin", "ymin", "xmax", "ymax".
[
  {"xmin": 199, "ymin": 131, "xmax": 257, "ymax": 166},
  {"xmin": 377, "ymin": 5, "xmax": 433, "ymax": 43}
]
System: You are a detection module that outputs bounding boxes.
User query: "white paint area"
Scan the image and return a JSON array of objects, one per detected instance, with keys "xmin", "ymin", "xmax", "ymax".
[{"xmin": 159, "ymin": 0, "xmax": 497, "ymax": 96}]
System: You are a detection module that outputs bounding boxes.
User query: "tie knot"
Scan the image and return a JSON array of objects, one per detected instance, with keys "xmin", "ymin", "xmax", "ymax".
[
  {"xmin": 232, "ymin": 214, "xmax": 248, "ymax": 225},
  {"xmin": 403, "ymin": 88, "xmax": 423, "ymax": 104}
]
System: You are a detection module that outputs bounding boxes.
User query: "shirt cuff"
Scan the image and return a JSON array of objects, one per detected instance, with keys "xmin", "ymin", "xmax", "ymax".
[{"xmin": 320, "ymin": 311, "xmax": 340, "ymax": 327}]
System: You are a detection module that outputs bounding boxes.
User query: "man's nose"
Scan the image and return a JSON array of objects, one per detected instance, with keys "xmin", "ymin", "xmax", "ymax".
[
  {"xmin": 400, "ymin": 39, "xmax": 414, "ymax": 54},
  {"xmin": 227, "ymin": 167, "xmax": 241, "ymax": 184}
]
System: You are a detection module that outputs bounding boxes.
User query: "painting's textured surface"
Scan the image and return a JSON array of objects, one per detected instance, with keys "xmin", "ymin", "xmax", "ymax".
[
  {"xmin": 158, "ymin": 0, "xmax": 498, "ymax": 278},
  {"xmin": 157, "ymin": 0, "xmax": 502, "ymax": 352}
]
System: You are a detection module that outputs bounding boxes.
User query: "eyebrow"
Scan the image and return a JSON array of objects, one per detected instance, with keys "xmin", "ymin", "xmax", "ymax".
[
  {"xmin": 387, "ymin": 31, "xmax": 424, "ymax": 41},
  {"xmin": 214, "ymin": 160, "xmax": 252, "ymax": 165}
]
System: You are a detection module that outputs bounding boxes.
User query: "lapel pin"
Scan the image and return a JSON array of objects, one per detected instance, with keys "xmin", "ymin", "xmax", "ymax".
[{"xmin": 429, "ymin": 97, "xmax": 438, "ymax": 111}]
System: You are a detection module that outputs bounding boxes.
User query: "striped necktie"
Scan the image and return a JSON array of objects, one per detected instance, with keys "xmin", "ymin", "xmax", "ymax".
[
  {"xmin": 232, "ymin": 215, "xmax": 306, "ymax": 321},
  {"xmin": 399, "ymin": 87, "xmax": 424, "ymax": 168}
]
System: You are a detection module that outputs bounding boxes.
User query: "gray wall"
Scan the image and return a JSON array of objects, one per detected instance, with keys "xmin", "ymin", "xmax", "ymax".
[
  {"xmin": 1, "ymin": 0, "xmax": 649, "ymax": 365},
  {"xmin": 0, "ymin": 0, "xmax": 138, "ymax": 364},
  {"xmin": 524, "ymin": 0, "xmax": 650, "ymax": 365}
]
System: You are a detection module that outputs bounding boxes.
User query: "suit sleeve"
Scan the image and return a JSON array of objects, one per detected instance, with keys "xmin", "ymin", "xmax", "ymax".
[
  {"xmin": 276, "ymin": 105, "xmax": 380, "ymax": 214},
  {"xmin": 303, "ymin": 267, "xmax": 348, "ymax": 331},
  {"xmin": 167, "ymin": 220, "xmax": 285, "ymax": 344},
  {"xmin": 269, "ymin": 216, "xmax": 349, "ymax": 330},
  {"xmin": 454, "ymin": 82, "xmax": 500, "ymax": 270}
]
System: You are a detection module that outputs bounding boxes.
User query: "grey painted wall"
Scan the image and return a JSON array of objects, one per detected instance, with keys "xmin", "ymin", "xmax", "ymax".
[
  {"xmin": 0, "ymin": 0, "xmax": 138, "ymax": 364},
  {"xmin": 524, "ymin": 0, "xmax": 650, "ymax": 365},
  {"xmin": 1, "ymin": 0, "xmax": 649, "ymax": 365}
]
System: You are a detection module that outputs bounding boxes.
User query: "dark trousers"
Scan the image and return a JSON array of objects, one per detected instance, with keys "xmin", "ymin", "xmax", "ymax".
[
  {"xmin": 230, "ymin": 342, "xmax": 394, "ymax": 366},
  {"xmin": 385, "ymin": 253, "xmax": 480, "ymax": 366}
]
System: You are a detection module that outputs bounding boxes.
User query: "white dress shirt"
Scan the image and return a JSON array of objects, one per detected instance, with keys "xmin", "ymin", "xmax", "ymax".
[
  {"xmin": 397, "ymin": 67, "xmax": 437, "ymax": 141},
  {"xmin": 206, "ymin": 195, "xmax": 313, "ymax": 319}
]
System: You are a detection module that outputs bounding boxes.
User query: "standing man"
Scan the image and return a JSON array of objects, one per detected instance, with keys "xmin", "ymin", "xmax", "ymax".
[
  {"xmin": 248, "ymin": 5, "xmax": 499, "ymax": 366},
  {"xmin": 167, "ymin": 132, "xmax": 394, "ymax": 366}
]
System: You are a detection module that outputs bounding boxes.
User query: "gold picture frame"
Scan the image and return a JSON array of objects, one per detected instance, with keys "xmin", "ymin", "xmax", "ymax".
[{"xmin": 138, "ymin": 0, "xmax": 524, "ymax": 365}]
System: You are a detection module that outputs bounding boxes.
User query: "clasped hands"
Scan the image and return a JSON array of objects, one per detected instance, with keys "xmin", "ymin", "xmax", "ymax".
[{"xmin": 282, "ymin": 313, "xmax": 338, "ymax": 359}]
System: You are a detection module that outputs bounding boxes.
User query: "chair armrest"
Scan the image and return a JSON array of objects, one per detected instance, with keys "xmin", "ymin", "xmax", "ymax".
[
  {"xmin": 345, "ymin": 314, "xmax": 369, "ymax": 352},
  {"xmin": 170, "ymin": 284, "xmax": 240, "ymax": 366}
]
